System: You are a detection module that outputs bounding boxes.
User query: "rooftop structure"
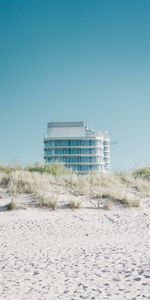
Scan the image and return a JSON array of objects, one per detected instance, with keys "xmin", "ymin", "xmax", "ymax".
[{"xmin": 44, "ymin": 121, "xmax": 110, "ymax": 173}]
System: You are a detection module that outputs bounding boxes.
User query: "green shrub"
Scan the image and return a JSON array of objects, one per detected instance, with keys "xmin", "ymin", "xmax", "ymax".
[
  {"xmin": 25, "ymin": 163, "xmax": 67, "ymax": 176},
  {"xmin": 133, "ymin": 167, "xmax": 150, "ymax": 180},
  {"xmin": 0, "ymin": 165, "xmax": 22, "ymax": 174}
]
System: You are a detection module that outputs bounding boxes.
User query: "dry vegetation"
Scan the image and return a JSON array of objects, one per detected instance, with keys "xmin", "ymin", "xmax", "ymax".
[
  {"xmin": 68, "ymin": 197, "xmax": 81, "ymax": 209},
  {"xmin": 0, "ymin": 164, "xmax": 150, "ymax": 209}
]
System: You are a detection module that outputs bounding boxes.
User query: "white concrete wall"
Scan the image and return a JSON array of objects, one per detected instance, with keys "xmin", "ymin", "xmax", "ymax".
[{"xmin": 48, "ymin": 126, "xmax": 85, "ymax": 138}]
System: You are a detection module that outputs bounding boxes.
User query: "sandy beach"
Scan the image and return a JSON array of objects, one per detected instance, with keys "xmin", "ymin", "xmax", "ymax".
[{"xmin": 0, "ymin": 198, "xmax": 150, "ymax": 300}]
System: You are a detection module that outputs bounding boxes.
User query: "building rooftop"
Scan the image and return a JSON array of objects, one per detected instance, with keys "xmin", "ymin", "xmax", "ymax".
[{"xmin": 48, "ymin": 121, "xmax": 84, "ymax": 128}]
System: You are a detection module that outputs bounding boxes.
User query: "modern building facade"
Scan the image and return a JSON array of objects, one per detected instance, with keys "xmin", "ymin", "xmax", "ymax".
[{"xmin": 44, "ymin": 121, "xmax": 110, "ymax": 173}]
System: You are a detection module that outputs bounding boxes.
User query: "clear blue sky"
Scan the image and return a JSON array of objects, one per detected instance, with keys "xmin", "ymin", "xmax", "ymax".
[{"xmin": 0, "ymin": 0, "xmax": 150, "ymax": 170}]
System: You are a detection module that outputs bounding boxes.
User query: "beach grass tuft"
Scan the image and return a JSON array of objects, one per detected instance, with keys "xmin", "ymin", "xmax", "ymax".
[{"xmin": 0, "ymin": 164, "xmax": 149, "ymax": 209}]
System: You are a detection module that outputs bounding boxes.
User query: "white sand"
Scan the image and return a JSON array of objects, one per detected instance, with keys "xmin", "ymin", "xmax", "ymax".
[{"xmin": 0, "ymin": 200, "xmax": 150, "ymax": 300}]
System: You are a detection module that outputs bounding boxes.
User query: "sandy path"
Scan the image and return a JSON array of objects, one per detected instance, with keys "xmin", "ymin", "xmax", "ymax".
[{"xmin": 0, "ymin": 205, "xmax": 150, "ymax": 300}]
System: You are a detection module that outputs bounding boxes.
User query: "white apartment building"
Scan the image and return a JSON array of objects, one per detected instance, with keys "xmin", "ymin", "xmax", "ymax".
[{"xmin": 44, "ymin": 121, "xmax": 110, "ymax": 173}]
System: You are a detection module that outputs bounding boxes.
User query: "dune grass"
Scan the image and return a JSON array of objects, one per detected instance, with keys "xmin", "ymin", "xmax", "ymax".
[
  {"xmin": 133, "ymin": 167, "xmax": 150, "ymax": 181},
  {"xmin": 0, "ymin": 164, "xmax": 149, "ymax": 209},
  {"xmin": 68, "ymin": 198, "xmax": 81, "ymax": 209}
]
